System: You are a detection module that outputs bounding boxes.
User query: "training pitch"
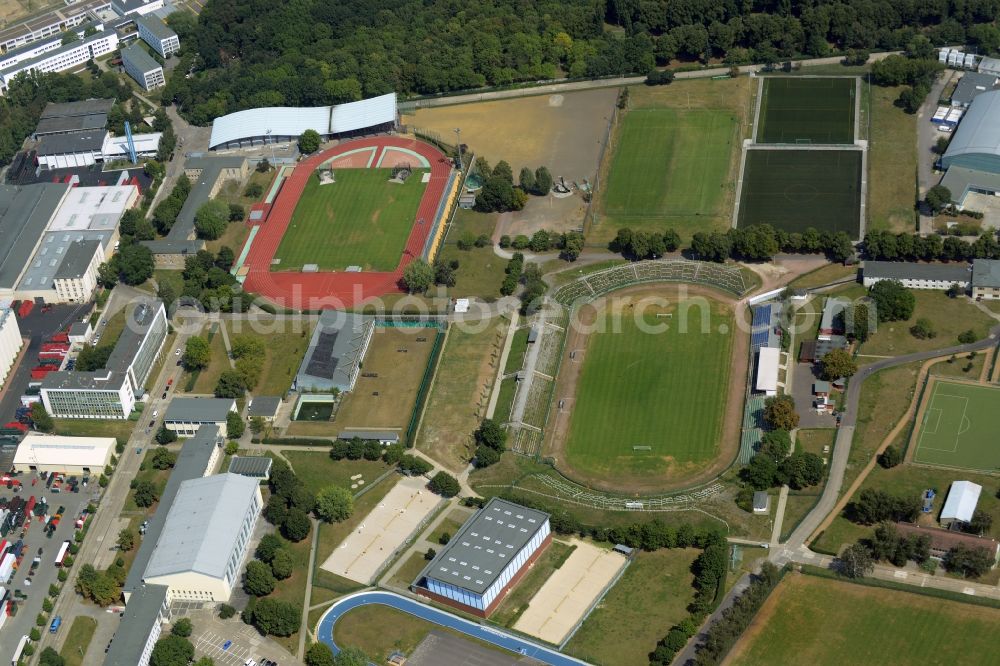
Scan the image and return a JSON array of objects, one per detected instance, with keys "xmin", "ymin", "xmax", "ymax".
[
  {"xmin": 911, "ymin": 378, "xmax": 1000, "ymax": 472},
  {"xmin": 274, "ymin": 168, "xmax": 426, "ymax": 272},
  {"xmin": 757, "ymin": 77, "xmax": 856, "ymax": 144},
  {"xmin": 728, "ymin": 574, "xmax": 1000, "ymax": 666},
  {"xmin": 562, "ymin": 296, "xmax": 734, "ymax": 484},
  {"xmin": 602, "ymin": 108, "xmax": 737, "ymax": 225},
  {"xmin": 737, "ymin": 149, "xmax": 862, "ymax": 237}
]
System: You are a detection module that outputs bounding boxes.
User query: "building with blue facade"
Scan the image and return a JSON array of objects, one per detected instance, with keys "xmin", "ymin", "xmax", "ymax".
[{"xmin": 413, "ymin": 498, "xmax": 551, "ymax": 617}]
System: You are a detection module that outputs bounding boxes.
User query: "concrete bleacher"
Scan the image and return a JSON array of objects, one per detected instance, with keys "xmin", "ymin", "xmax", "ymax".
[{"xmin": 554, "ymin": 259, "xmax": 749, "ymax": 305}]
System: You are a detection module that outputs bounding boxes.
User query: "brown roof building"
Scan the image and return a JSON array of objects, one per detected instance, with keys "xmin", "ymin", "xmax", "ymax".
[{"xmin": 895, "ymin": 523, "xmax": 1000, "ymax": 563}]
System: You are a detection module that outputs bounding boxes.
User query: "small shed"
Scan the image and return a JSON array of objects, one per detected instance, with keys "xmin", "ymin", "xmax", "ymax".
[
  {"xmin": 813, "ymin": 380, "xmax": 831, "ymax": 397},
  {"xmin": 527, "ymin": 327, "xmax": 539, "ymax": 343},
  {"xmin": 752, "ymin": 491, "xmax": 770, "ymax": 514},
  {"xmin": 227, "ymin": 456, "xmax": 273, "ymax": 480},
  {"xmin": 247, "ymin": 396, "xmax": 281, "ymax": 422},
  {"xmin": 612, "ymin": 544, "xmax": 633, "ymax": 557},
  {"xmin": 67, "ymin": 321, "xmax": 92, "ymax": 345},
  {"xmin": 941, "ymin": 481, "xmax": 982, "ymax": 526},
  {"xmin": 454, "ymin": 298, "xmax": 470, "ymax": 313}
]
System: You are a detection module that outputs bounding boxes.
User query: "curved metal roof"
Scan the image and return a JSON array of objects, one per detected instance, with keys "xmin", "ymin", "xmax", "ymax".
[
  {"xmin": 943, "ymin": 90, "xmax": 1000, "ymax": 162},
  {"xmin": 208, "ymin": 93, "xmax": 396, "ymax": 149}
]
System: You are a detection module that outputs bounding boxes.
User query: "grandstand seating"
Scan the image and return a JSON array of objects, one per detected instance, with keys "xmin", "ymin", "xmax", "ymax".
[{"xmin": 553, "ymin": 259, "xmax": 749, "ymax": 305}]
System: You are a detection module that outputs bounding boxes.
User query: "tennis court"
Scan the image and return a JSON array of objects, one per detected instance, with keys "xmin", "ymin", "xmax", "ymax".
[
  {"xmin": 319, "ymin": 476, "xmax": 443, "ymax": 584},
  {"xmin": 737, "ymin": 149, "xmax": 862, "ymax": 237},
  {"xmin": 912, "ymin": 379, "xmax": 1000, "ymax": 473},
  {"xmin": 757, "ymin": 77, "xmax": 856, "ymax": 144}
]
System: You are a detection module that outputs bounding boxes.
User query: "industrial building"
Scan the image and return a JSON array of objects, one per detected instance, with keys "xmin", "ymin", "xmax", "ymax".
[
  {"xmin": 163, "ymin": 398, "xmax": 238, "ymax": 438},
  {"xmin": 941, "ymin": 481, "xmax": 982, "ymax": 528},
  {"xmin": 208, "ymin": 93, "xmax": 397, "ymax": 150},
  {"xmin": 124, "ymin": 425, "xmax": 224, "ymax": 602},
  {"xmin": 121, "ymin": 42, "xmax": 165, "ymax": 91},
  {"xmin": 295, "ymin": 312, "xmax": 375, "ymax": 393},
  {"xmin": 940, "ymin": 91, "xmax": 1000, "ymax": 207},
  {"xmin": 41, "ymin": 299, "xmax": 167, "ymax": 419},
  {"xmin": 141, "ymin": 473, "xmax": 262, "ymax": 602},
  {"xmin": 0, "ymin": 308, "xmax": 23, "ymax": 389},
  {"xmin": 972, "ymin": 259, "xmax": 1000, "ymax": 300},
  {"xmin": 34, "ymin": 99, "xmax": 114, "ymax": 139},
  {"xmin": 12, "ymin": 433, "xmax": 115, "ymax": 474},
  {"xmin": 414, "ymin": 498, "xmax": 551, "ymax": 617},
  {"xmin": 861, "ymin": 261, "xmax": 971, "ymax": 291},
  {"xmin": 950, "ymin": 72, "xmax": 999, "ymax": 108},
  {"xmin": 135, "ymin": 15, "xmax": 179, "ymax": 57},
  {"xmin": 104, "ymin": 583, "xmax": 170, "ymax": 666}
]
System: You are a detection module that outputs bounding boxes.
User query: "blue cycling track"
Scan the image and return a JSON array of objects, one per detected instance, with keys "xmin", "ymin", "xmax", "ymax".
[{"xmin": 315, "ymin": 590, "xmax": 590, "ymax": 666}]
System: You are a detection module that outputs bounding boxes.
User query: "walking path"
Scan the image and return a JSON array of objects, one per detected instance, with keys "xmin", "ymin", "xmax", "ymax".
[
  {"xmin": 297, "ymin": 518, "xmax": 321, "ymax": 659},
  {"xmin": 486, "ymin": 311, "xmax": 519, "ymax": 418},
  {"xmin": 770, "ymin": 486, "xmax": 789, "ymax": 547},
  {"xmin": 510, "ymin": 310, "xmax": 547, "ymax": 424}
]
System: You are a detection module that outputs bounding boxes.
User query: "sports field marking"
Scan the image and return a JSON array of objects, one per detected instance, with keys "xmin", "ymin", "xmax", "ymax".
[
  {"xmin": 912, "ymin": 380, "xmax": 1000, "ymax": 471},
  {"xmin": 757, "ymin": 78, "xmax": 856, "ymax": 144},
  {"xmin": 921, "ymin": 407, "xmax": 941, "ymax": 435}
]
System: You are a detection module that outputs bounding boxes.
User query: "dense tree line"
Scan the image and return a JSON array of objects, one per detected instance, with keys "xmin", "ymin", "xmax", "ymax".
[
  {"xmin": 846, "ymin": 488, "xmax": 921, "ymax": 525},
  {"xmin": 164, "ymin": 0, "xmax": 1000, "ymax": 125},
  {"xmin": 864, "ymin": 229, "xmax": 1000, "ymax": 262}
]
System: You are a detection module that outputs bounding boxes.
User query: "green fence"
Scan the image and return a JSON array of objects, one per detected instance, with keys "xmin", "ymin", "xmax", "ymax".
[{"xmin": 404, "ymin": 324, "xmax": 448, "ymax": 446}]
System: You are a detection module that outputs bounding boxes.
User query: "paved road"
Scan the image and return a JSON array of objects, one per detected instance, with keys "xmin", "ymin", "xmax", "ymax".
[
  {"xmin": 316, "ymin": 590, "xmax": 590, "ymax": 666},
  {"xmin": 401, "ymin": 52, "xmax": 902, "ymax": 110}
]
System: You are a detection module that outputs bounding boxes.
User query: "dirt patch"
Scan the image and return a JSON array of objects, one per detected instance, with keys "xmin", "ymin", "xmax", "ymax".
[
  {"xmin": 403, "ymin": 88, "xmax": 617, "ymax": 183},
  {"xmin": 495, "ymin": 193, "xmax": 589, "ymax": 238},
  {"xmin": 543, "ymin": 283, "xmax": 748, "ymax": 494}
]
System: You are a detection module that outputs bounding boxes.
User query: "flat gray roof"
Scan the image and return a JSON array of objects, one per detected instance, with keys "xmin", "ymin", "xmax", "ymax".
[
  {"xmin": 121, "ymin": 41, "xmax": 161, "ymax": 75},
  {"xmin": 105, "ymin": 298, "xmax": 164, "ymax": 375},
  {"xmin": 124, "ymin": 425, "xmax": 223, "ymax": 594},
  {"xmin": 973, "ymin": 259, "xmax": 1000, "ymax": 288},
  {"xmin": 40, "ymin": 98, "xmax": 115, "ymax": 119},
  {"xmin": 144, "ymin": 473, "xmax": 259, "ymax": 579},
  {"xmin": 863, "ymin": 261, "xmax": 971, "ymax": 283},
  {"xmin": 0, "ymin": 183, "xmax": 69, "ymax": 289},
  {"xmin": 68, "ymin": 321, "xmax": 91, "ymax": 336},
  {"xmin": 952, "ymin": 72, "xmax": 999, "ymax": 106},
  {"xmin": 55, "ymin": 238, "xmax": 102, "ymax": 279},
  {"xmin": 141, "ymin": 239, "xmax": 205, "ymax": 254},
  {"xmin": 247, "ymin": 396, "xmax": 281, "ymax": 417},
  {"xmin": 35, "ymin": 113, "xmax": 108, "ymax": 137},
  {"xmin": 36, "ymin": 130, "xmax": 106, "ymax": 156},
  {"xmin": 135, "ymin": 14, "xmax": 177, "ymax": 42},
  {"xmin": 417, "ymin": 498, "xmax": 549, "ymax": 595},
  {"xmin": 164, "ymin": 397, "xmax": 235, "ymax": 423},
  {"xmin": 170, "ymin": 156, "xmax": 246, "ymax": 242},
  {"xmin": 18, "ymin": 237, "xmax": 104, "ymax": 292},
  {"xmin": 105, "ymin": 583, "xmax": 169, "ymax": 666},
  {"xmin": 941, "ymin": 165, "xmax": 1000, "ymax": 202},
  {"xmin": 228, "ymin": 456, "xmax": 272, "ymax": 478},
  {"xmin": 296, "ymin": 312, "xmax": 373, "ymax": 391}
]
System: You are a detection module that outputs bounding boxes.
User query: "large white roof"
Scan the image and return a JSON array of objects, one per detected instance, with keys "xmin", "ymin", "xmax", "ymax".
[
  {"xmin": 941, "ymin": 480, "xmax": 982, "ymax": 522},
  {"xmin": 14, "ymin": 433, "xmax": 115, "ymax": 468},
  {"xmin": 208, "ymin": 93, "xmax": 397, "ymax": 149},
  {"xmin": 143, "ymin": 473, "xmax": 259, "ymax": 580},
  {"xmin": 755, "ymin": 346, "xmax": 780, "ymax": 393}
]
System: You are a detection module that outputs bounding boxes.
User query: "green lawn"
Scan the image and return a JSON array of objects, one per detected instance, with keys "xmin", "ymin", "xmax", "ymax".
[
  {"xmin": 565, "ymin": 299, "xmax": 733, "ymax": 482},
  {"xmin": 275, "ymin": 168, "xmax": 426, "ymax": 271},
  {"xmin": 781, "ymin": 429, "xmax": 834, "ymax": 540},
  {"xmin": 436, "ymin": 245, "xmax": 507, "ymax": 300},
  {"xmin": 53, "ymin": 419, "xmax": 136, "ymax": 443},
  {"xmin": 565, "ymin": 548, "xmax": 700, "ymax": 666},
  {"xmin": 788, "ymin": 263, "xmax": 858, "ymax": 289},
  {"xmin": 223, "ymin": 320, "xmax": 314, "ymax": 397},
  {"xmin": 503, "ymin": 327, "xmax": 530, "ymax": 375},
  {"xmin": 60, "ymin": 616, "xmax": 98, "ymax": 666},
  {"xmin": 859, "ymin": 291, "xmax": 995, "ymax": 357},
  {"xmin": 265, "ymin": 531, "xmax": 313, "ymax": 655},
  {"xmin": 757, "ymin": 77, "xmax": 856, "ymax": 144},
  {"xmin": 281, "ymin": 451, "xmax": 390, "ymax": 497},
  {"xmin": 385, "ymin": 551, "xmax": 430, "ymax": 589},
  {"xmin": 187, "ymin": 325, "xmax": 228, "ymax": 393},
  {"xmin": 492, "ymin": 377, "xmax": 517, "ymax": 424},
  {"xmin": 601, "ymin": 107, "xmax": 737, "ymax": 238},
  {"xmin": 729, "ymin": 573, "xmax": 1000, "ymax": 665},
  {"xmin": 867, "ymin": 85, "xmax": 917, "ymax": 233}
]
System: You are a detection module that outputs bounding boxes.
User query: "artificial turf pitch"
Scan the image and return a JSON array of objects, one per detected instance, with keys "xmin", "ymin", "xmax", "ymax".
[
  {"xmin": 565, "ymin": 299, "xmax": 733, "ymax": 480},
  {"xmin": 757, "ymin": 77, "xmax": 856, "ymax": 144},
  {"xmin": 737, "ymin": 149, "xmax": 862, "ymax": 237},
  {"xmin": 912, "ymin": 379, "xmax": 1000, "ymax": 472},
  {"xmin": 729, "ymin": 574, "xmax": 1000, "ymax": 666},
  {"xmin": 274, "ymin": 168, "xmax": 426, "ymax": 271},
  {"xmin": 602, "ymin": 107, "xmax": 737, "ymax": 223}
]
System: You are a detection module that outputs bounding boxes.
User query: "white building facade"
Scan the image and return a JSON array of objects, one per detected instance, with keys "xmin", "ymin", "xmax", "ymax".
[{"xmin": 0, "ymin": 309, "xmax": 23, "ymax": 389}]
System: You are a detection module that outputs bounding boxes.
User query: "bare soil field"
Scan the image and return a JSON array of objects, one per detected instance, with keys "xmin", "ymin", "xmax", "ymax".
[{"xmin": 403, "ymin": 88, "xmax": 617, "ymax": 184}]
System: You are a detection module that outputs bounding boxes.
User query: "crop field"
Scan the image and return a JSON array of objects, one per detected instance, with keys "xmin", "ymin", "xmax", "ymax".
[
  {"xmin": 911, "ymin": 378, "xmax": 1000, "ymax": 473},
  {"xmin": 274, "ymin": 168, "xmax": 425, "ymax": 271},
  {"xmin": 737, "ymin": 149, "xmax": 862, "ymax": 237},
  {"xmin": 563, "ymin": 297, "xmax": 734, "ymax": 481},
  {"xmin": 728, "ymin": 573, "xmax": 1000, "ymax": 666},
  {"xmin": 601, "ymin": 108, "xmax": 738, "ymax": 232},
  {"xmin": 757, "ymin": 77, "xmax": 856, "ymax": 144}
]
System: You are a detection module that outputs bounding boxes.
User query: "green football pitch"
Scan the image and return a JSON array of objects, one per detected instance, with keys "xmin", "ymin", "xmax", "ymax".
[
  {"xmin": 757, "ymin": 77, "xmax": 856, "ymax": 144},
  {"xmin": 565, "ymin": 299, "xmax": 733, "ymax": 482},
  {"xmin": 913, "ymin": 379, "xmax": 1000, "ymax": 472},
  {"xmin": 601, "ymin": 107, "xmax": 737, "ymax": 227},
  {"xmin": 274, "ymin": 168, "xmax": 426, "ymax": 271},
  {"xmin": 737, "ymin": 149, "xmax": 862, "ymax": 237}
]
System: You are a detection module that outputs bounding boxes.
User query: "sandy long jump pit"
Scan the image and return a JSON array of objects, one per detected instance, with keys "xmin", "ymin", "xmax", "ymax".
[
  {"xmin": 513, "ymin": 539, "xmax": 627, "ymax": 644},
  {"xmin": 319, "ymin": 476, "xmax": 442, "ymax": 584}
]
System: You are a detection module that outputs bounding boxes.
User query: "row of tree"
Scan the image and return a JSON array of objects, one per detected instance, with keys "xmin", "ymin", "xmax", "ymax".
[
  {"xmin": 499, "ymin": 229, "xmax": 586, "ymax": 260},
  {"xmin": 474, "ymin": 160, "xmax": 553, "ymax": 213},
  {"xmin": 864, "ymin": 229, "xmax": 1000, "ymax": 262}
]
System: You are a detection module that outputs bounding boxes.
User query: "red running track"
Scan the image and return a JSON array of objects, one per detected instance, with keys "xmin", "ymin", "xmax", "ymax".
[{"xmin": 242, "ymin": 136, "xmax": 451, "ymax": 310}]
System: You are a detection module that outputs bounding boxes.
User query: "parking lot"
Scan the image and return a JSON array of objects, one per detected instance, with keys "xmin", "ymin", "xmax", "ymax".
[
  {"xmin": 189, "ymin": 609, "xmax": 296, "ymax": 666},
  {"xmin": 0, "ymin": 476, "xmax": 96, "ymax": 666}
]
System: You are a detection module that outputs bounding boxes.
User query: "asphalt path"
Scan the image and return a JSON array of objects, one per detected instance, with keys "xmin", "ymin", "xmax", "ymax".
[{"xmin": 316, "ymin": 590, "xmax": 589, "ymax": 666}]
